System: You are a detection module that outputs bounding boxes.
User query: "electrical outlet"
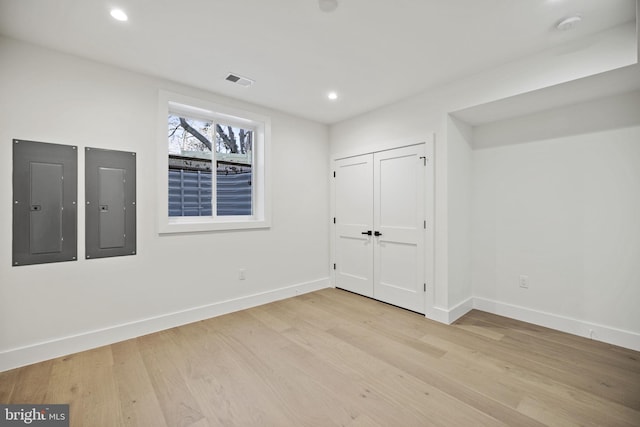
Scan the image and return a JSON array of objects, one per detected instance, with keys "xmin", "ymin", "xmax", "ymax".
[
  {"xmin": 519, "ymin": 275, "xmax": 529, "ymax": 289},
  {"xmin": 238, "ymin": 268, "xmax": 246, "ymax": 280}
]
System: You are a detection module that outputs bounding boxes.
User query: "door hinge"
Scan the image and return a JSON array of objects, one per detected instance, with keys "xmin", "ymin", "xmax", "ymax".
[
  {"xmin": 333, "ymin": 263, "xmax": 336, "ymax": 270},
  {"xmin": 424, "ymin": 283, "xmax": 426, "ymax": 292},
  {"xmin": 333, "ymin": 171, "xmax": 336, "ymax": 178},
  {"xmin": 333, "ymin": 217, "xmax": 336, "ymax": 224},
  {"xmin": 424, "ymin": 220, "xmax": 426, "ymax": 229}
]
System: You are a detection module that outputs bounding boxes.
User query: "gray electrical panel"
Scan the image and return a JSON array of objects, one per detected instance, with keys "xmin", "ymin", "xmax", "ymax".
[
  {"xmin": 13, "ymin": 139, "xmax": 78, "ymax": 266},
  {"xmin": 85, "ymin": 147, "xmax": 136, "ymax": 259}
]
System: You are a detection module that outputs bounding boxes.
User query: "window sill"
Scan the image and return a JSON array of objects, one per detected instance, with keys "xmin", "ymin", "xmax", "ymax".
[{"xmin": 159, "ymin": 216, "xmax": 271, "ymax": 234}]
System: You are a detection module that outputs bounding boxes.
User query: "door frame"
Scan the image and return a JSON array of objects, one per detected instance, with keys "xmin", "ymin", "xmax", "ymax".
[{"xmin": 330, "ymin": 136, "xmax": 435, "ymax": 319}]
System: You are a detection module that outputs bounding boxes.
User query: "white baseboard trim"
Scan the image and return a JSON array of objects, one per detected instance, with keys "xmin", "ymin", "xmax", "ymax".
[
  {"xmin": 427, "ymin": 297, "xmax": 474, "ymax": 325},
  {"xmin": 0, "ymin": 278, "xmax": 330, "ymax": 373},
  {"xmin": 473, "ymin": 297, "xmax": 640, "ymax": 352},
  {"xmin": 427, "ymin": 307, "xmax": 450, "ymax": 324},
  {"xmin": 447, "ymin": 298, "xmax": 474, "ymax": 324}
]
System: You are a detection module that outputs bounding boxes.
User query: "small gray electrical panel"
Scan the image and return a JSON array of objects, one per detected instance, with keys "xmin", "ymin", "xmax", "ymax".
[
  {"xmin": 13, "ymin": 139, "xmax": 78, "ymax": 266},
  {"xmin": 85, "ymin": 147, "xmax": 136, "ymax": 259}
]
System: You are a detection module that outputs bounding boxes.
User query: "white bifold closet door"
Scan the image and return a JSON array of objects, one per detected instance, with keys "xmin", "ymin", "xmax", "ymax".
[{"xmin": 335, "ymin": 144, "xmax": 425, "ymax": 313}]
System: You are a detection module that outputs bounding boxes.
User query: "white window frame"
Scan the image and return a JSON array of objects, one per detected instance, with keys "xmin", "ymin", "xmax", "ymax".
[{"xmin": 157, "ymin": 90, "xmax": 271, "ymax": 233}]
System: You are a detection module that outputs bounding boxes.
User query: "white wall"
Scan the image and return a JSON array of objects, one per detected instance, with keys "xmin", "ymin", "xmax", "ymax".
[
  {"xmin": 330, "ymin": 22, "xmax": 637, "ymax": 322},
  {"xmin": 472, "ymin": 91, "xmax": 640, "ymax": 347},
  {"xmin": 0, "ymin": 37, "xmax": 330, "ymax": 371},
  {"xmin": 446, "ymin": 117, "xmax": 473, "ymax": 312}
]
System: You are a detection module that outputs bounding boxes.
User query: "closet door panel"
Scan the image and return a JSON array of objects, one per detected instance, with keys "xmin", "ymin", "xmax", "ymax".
[
  {"xmin": 373, "ymin": 145, "xmax": 425, "ymax": 313},
  {"xmin": 334, "ymin": 154, "xmax": 374, "ymax": 297}
]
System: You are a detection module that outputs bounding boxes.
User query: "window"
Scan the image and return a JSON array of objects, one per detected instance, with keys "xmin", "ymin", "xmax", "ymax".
[
  {"xmin": 168, "ymin": 115, "xmax": 253, "ymax": 217},
  {"xmin": 157, "ymin": 91, "xmax": 270, "ymax": 233}
]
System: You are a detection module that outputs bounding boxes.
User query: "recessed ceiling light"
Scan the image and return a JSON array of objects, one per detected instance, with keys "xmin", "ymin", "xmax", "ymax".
[
  {"xmin": 110, "ymin": 9, "xmax": 128, "ymax": 22},
  {"xmin": 328, "ymin": 92, "xmax": 338, "ymax": 100}
]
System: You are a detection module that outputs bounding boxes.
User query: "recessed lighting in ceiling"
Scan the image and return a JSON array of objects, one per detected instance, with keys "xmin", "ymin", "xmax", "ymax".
[
  {"xmin": 319, "ymin": 0, "xmax": 338, "ymax": 13},
  {"xmin": 110, "ymin": 8, "xmax": 128, "ymax": 22},
  {"xmin": 557, "ymin": 15, "xmax": 582, "ymax": 31},
  {"xmin": 328, "ymin": 91, "xmax": 338, "ymax": 100}
]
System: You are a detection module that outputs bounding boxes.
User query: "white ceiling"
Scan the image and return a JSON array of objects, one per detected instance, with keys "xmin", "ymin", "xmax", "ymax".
[{"xmin": 0, "ymin": 0, "xmax": 636, "ymax": 124}]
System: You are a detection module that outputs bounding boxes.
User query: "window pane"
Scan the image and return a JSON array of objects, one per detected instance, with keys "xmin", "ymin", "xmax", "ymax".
[
  {"xmin": 168, "ymin": 169, "xmax": 212, "ymax": 216},
  {"xmin": 168, "ymin": 114, "xmax": 213, "ymax": 217},
  {"xmin": 215, "ymin": 124, "xmax": 253, "ymax": 216}
]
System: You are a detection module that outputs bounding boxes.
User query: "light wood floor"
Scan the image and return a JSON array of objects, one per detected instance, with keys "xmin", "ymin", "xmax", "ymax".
[{"xmin": 1, "ymin": 288, "xmax": 639, "ymax": 426}]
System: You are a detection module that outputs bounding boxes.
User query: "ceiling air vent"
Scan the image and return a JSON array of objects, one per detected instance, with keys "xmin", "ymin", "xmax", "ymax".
[{"xmin": 225, "ymin": 73, "xmax": 254, "ymax": 87}]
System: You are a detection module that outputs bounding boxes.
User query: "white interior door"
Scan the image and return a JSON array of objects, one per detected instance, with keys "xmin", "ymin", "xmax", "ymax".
[
  {"xmin": 334, "ymin": 144, "xmax": 426, "ymax": 313},
  {"xmin": 373, "ymin": 145, "xmax": 425, "ymax": 313},
  {"xmin": 334, "ymin": 154, "xmax": 374, "ymax": 297}
]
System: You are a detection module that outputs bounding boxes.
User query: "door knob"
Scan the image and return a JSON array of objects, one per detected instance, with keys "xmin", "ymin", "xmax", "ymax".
[
  {"xmin": 374, "ymin": 231, "xmax": 382, "ymax": 236},
  {"xmin": 361, "ymin": 230, "xmax": 372, "ymax": 236}
]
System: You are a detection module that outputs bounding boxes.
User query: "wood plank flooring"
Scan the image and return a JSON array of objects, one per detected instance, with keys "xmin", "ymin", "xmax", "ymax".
[{"xmin": 1, "ymin": 288, "xmax": 639, "ymax": 426}]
